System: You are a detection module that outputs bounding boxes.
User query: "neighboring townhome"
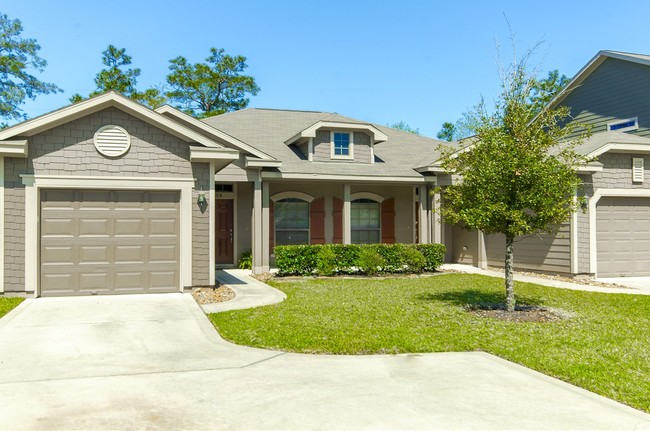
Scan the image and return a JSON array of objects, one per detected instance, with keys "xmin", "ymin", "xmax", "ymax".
[
  {"xmin": 435, "ymin": 50, "xmax": 650, "ymax": 278},
  {"xmin": 0, "ymin": 93, "xmax": 447, "ymax": 297}
]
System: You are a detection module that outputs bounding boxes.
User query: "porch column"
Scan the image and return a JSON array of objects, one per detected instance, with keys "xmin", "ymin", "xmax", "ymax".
[
  {"xmin": 418, "ymin": 185, "xmax": 429, "ymax": 244},
  {"xmin": 261, "ymin": 181, "xmax": 270, "ymax": 271},
  {"xmin": 477, "ymin": 230, "xmax": 488, "ymax": 269},
  {"xmin": 342, "ymin": 184, "xmax": 351, "ymax": 244},
  {"xmin": 432, "ymin": 187, "xmax": 442, "ymax": 244},
  {"xmin": 252, "ymin": 177, "xmax": 264, "ymax": 274},
  {"xmin": 208, "ymin": 162, "xmax": 216, "ymax": 284}
]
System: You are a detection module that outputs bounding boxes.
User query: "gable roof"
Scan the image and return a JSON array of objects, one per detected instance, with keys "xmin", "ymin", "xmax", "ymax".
[
  {"xmin": 0, "ymin": 92, "xmax": 233, "ymax": 153},
  {"xmin": 155, "ymin": 105, "xmax": 277, "ymax": 160},
  {"xmin": 202, "ymin": 108, "xmax": 447, "ymax": 180},
  {"xmin": 546, "ymin": 50, "xmax": 650, "ymax": 111}
]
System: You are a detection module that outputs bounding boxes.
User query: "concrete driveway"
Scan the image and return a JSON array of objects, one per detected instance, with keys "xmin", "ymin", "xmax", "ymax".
[{"xmin": 0, "ymin": 293, "xmax": 648, "ymax": 430}]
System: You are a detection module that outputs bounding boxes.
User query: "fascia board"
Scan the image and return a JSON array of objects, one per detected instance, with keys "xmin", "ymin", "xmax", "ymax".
[
  {"xmin": 190, "ymin": 147, "xmax": 240, "ymax": 162},
  {"xmin": 0, "ymin": 93, "xmax": 227, "ymax": 150},
  {"xmin": 285, "ymin": 121, "xmax": 388, "ymax": 145},
  {"xmin": 0, "ymin": 140, "xmax": 28, "ymax": 158}
]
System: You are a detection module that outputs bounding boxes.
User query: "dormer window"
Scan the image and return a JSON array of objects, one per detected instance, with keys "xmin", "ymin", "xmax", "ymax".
[
  {"xmin": 331, "ymin": 132, "xmax": 354, "ymax": 159},
  {"xmin": 607, "ymin": 117, "xmax": 638, "ymax": 132}
]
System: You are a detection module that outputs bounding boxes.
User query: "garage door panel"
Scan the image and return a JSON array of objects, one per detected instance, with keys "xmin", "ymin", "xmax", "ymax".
[
  {"xmin": 150, "ymin": 271, "xmax": 178, "ymax": 289},
  {"xmin": 597, "ymin": 196, "xmax": 650, "ymax": 277},
  {"xmin": 149, "ymin": 245, "xmax": 177, "ymax": 263},
  {"xmin": 149, "ymin": 218, "xmax": 177, "ymax": 236},
  {"xmin": 42, "ymin": 246, "xmax": 74, "ymax": 264},
  {"xmin": 115, "ymin": 245, "xmax": 145, "ymax": 264},
  {"xmin": 41, "ymin": 190, "xmax": 180, "ymax": 296},
  {"xmin": 79, "ymin": 246, "xmax": 110, "ymax": 264},
  {"xmin": 115, "ymin": 219, "xmax": 144, "ymax": 236}
]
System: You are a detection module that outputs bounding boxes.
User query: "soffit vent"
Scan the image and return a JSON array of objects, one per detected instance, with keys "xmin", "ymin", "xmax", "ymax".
[{"xmin": 94, "ymin": 125, "xmax": 131, "ymax": 157}]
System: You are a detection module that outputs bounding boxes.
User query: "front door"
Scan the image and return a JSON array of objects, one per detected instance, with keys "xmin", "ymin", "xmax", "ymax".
[{"xmin": 216, "ymin": 199, "xmax": 234, "ymax": 264}]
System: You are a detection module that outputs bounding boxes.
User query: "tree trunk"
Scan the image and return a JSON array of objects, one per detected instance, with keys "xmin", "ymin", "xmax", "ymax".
[{"xmin": 504, "ymin": 234, "xmax": 515, "ymax": 312}]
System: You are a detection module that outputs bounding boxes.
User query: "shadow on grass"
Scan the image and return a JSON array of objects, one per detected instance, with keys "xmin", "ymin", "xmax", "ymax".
[{"xmin": 418, "ymin": 289, "xmax": 545, "ymax": 308}]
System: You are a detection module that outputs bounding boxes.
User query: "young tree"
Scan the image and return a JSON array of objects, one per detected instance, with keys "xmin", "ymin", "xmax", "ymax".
[
  {"xmin": 70, "ymin": 45, "xmax": 165, "ymax": 108},
  {"xmin": 389, "ymin": 121, "xmax": 420, "ymax": 135},
  {"xmin": 437, "ymin": 59, "xmax": 588, "ymax": 312},
  {"xmin": 0, "ymin": 13, "xmax": 61, "ymax": 125},
  {"xmin": 165, "ymin": 47, "xmax": 259, "ymax": 118}
]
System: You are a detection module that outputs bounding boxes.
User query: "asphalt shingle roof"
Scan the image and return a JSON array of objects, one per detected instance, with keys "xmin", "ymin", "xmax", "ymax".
[{"xmin": 202, "ymin": 108, "xmax": 448, "ymax": 178}]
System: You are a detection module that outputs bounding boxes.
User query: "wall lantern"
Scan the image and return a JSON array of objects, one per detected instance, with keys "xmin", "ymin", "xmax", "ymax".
[{"xmin": 197, "ymin": 193, "xmax": 207, "ymax": 206}]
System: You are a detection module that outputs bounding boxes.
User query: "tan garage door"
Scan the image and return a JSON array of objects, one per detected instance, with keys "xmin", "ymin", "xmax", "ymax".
[
  {"xmin": 40, "ymin": 189, "xmax": 180, "ymax": 296},
  {"xmin": 596, "ymin": 196, "xmax": 650, "ymax": 277}
]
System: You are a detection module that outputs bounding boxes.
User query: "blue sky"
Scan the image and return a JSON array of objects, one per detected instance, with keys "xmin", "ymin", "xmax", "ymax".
[{"xmin": 4, "ymin": 0, "xmax": 650, "ymax": 137}]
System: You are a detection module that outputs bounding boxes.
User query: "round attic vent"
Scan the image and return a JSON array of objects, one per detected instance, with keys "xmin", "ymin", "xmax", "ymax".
[{"xmin": 93, "ymin": 125, "xmax": 131, "ymax": 157}]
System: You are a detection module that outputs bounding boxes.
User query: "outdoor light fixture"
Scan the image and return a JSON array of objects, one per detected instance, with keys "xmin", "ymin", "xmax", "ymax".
[{"xmin": 197, "ymin": 193, "xmax": 207, "ymax": 205}]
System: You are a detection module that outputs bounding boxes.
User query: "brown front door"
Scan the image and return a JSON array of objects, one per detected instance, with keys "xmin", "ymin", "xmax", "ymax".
[{"xmin": 216, "ymin": 199, "xmax": 234, "ymax": 264}]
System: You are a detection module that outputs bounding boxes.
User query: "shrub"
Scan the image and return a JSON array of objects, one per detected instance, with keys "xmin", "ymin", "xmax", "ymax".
[
  {"xmin": 274, "ymin": 245, "xmax": 321, "ymax": 276},
  {"xmin": 413, "ymin": 244, "xmax": 446, "ymax": 271},
  {"xmin": 402, "ymin": 246, "xmax": 426, "ymax": 273},
  {"xmin": 357, "ymin": 248, "xmax": 386, "ymax": 275},
  {"xmin": 316, "ymin": 245, "xmax": 338, "ymax": 276},
  {"xmin": 274, "ymin": 243, "xmax": 446, "ymax": 276},
  {"xmin": 238, "ymin": 250, "xmax": 252, "ymax": 269}
]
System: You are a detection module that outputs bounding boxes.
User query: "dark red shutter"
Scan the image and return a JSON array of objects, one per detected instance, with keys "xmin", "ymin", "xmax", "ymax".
[
  {"xmin": 381, "ymin": 198, "xmax": 395, "ymax": 243},
  {"xmin": 333, "ymin": 197, "xmax": 343, "ymax": 244},
  {"xmin": 269, "ymin": 200, "xmax": 275, "ymax": 253},
  {"xmin": 310, "ymin": 197, "xmax": 325, "ymax": 244}
]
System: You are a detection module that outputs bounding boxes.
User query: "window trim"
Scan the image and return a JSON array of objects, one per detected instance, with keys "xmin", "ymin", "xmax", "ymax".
[
  {"xmin": 273, "ymin": 197, "xmax": 311, "ymax": 246},
  {"xmin": 607, "ymin": 117, "xmax": 638, "ymax": 133},
  {"xmin": 330, "ymin": 131, "xmax": 354, "ymax": 160},
  {"xmin": 350, "ymin": 198, "xmax": 381, "ymax": 244}
]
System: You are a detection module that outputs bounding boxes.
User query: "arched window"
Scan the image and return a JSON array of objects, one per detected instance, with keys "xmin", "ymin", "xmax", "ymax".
[
  {"xmin": 275, "ymin": 198, "xmax": 309, "ymax": 245},
  {"xmin": 351, "ymin": 198, "xmax": 380, "ymax": 244}
]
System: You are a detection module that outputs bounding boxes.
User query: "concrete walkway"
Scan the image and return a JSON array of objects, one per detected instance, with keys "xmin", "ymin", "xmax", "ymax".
[
  {"xmin": 442, "ymin": 263, "xmax": 650, "ymax": 295},
  {"xmin": 0, "ymin": 273, "xmax": 649, "ymax": 429}
]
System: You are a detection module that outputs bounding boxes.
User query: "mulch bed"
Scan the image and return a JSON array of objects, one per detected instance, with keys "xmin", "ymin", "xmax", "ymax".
[
  {"xmin": 191, "ymin": 285, "xmax": 235, "ymax": 304},
  {"xmin": 465, "ymin": 303, "xmax": 574, "ymax": 322}
]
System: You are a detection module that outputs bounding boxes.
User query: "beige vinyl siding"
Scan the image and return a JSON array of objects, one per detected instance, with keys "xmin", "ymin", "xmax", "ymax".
[
  {"xmin": 192, "ymin": 163, "xmax": 211, "ymax": 285},
  {"xmin": 452, "ymin": 225, "xmax": 478, "ymax": 265},
  {"xmin": 562, "ymin": 58, "xmax": 650, "ymax": 137},
  {"xmin": 485, "ymin": 224, "xmax": 571, "ymax": 273},
  {"xmin": 236, "ymin": 182, "xmax": 253, "ymax": 261}
]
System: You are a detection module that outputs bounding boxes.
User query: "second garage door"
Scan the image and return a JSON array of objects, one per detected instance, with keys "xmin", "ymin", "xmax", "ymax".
[
  {"xmin": 40, "ymin": 189, "xmax": 180, "ymax": 296},
  {"xmin": 596, "ymin": 196, "xmax": 650, "ymax": 277}
]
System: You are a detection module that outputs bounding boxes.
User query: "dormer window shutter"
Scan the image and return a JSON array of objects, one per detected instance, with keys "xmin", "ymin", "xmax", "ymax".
[{"xmin": 633, "ymin": 157, "xmax": 644, "ymax": 182}]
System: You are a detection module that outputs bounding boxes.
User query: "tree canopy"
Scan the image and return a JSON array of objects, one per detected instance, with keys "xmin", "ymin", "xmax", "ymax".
[
  {"xmin": 437, "ymin": 58, "xmax": 588, "ymax": 311},
  {"xmin": 437, "ymin": 69, "xmax": 569, "ymax": 142},
  {"xmin": 165, "ymin": 48, "xmax": 260, "ymax": 118},
  {"xmin": 389, "ymin": 121, "xmax": 420, "ymax": 135},
  {"xmin": 70, "ymin": 45, "xmax": 165, "ymax": 108},
  {"xmin": 0, "ymin": 13, "xmax": 61, "ymax": 126}
]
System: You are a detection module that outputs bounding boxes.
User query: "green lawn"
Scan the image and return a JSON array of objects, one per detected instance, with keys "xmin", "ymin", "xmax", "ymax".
[
  {"xmin": 209, "ymin": 273, "xmax": 650, "ymax": 412},
  {"xmin": 0, "ymin": 297, "xmax": 24, "ymax": 319}
]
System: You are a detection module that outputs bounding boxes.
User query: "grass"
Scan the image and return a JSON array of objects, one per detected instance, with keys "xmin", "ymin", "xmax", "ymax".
[
  {"xmin": 209, "ymin": 273, "xmax": 650, "ymax": 413},
  {"xmin": 0, "ymin": 297, "xmax": 24, "ymax": 319}
]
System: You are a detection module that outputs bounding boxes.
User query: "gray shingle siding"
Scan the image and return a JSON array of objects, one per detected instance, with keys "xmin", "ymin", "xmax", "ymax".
[
  {"xmin": 29, "ymin": 107, "xmax": 193, "ymax": 178},
  {"xmin": 592, "ymin": 153, "xmax": 650, "ymax": 189},
  {"xmin": 4, "ymin": 158, "xmax": 26, "ymax": 293}
]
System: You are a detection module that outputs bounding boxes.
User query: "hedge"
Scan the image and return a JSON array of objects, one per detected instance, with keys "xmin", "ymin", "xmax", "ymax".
[{"xmin": 274, "ymin": 243, "xmax": 446, "ymax": 276}]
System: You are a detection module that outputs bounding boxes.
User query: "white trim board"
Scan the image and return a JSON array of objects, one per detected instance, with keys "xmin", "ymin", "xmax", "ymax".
[{"xmin": 21, "ymin": 175, "xmax": 195, "ymax": 297}]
